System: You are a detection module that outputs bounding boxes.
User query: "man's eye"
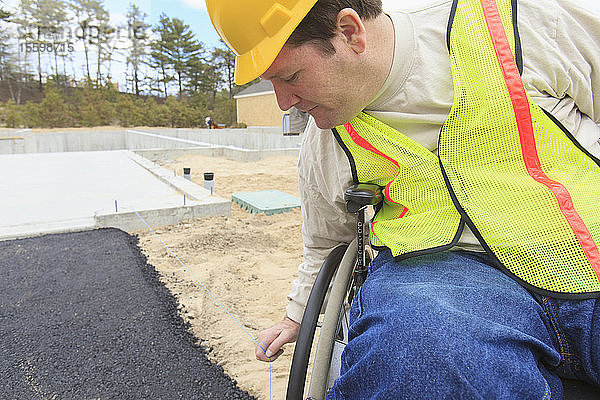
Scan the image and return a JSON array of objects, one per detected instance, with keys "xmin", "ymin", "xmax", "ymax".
[{"xmin": 285, "ymin": 72, "xmax": 299, "ymax": 83}]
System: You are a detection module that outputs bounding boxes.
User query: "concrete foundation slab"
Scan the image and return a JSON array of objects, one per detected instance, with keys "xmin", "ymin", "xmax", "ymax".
[
  {"xmin": 0, "ymin": 150, "xmax": 230, "ymax": 240},
  {"xmin": 0, "ymin": 127, "xmax": 302, "ymax": 161}
]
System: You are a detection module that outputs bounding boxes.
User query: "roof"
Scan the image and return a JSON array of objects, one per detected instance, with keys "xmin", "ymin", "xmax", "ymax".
[{"xmin": 233, "ymin": 80, "xmax": 274, "ymax": 99}]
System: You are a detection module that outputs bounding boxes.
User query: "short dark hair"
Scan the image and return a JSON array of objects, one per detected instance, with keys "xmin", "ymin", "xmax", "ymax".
[{"xmin": 287, "ymin": 0, "xmax": 383, "ymax": 54}]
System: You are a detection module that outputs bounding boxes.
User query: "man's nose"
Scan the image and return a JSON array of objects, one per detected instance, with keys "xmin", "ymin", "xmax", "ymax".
[{"xmin": 273, "ymin": 84, "xmax": 300, "ymax": 112}]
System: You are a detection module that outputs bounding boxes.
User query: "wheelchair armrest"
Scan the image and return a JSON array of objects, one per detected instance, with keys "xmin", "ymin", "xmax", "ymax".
[{"xmin": 344, "ymin": 184, "xmax": 383, "ymax": 213}]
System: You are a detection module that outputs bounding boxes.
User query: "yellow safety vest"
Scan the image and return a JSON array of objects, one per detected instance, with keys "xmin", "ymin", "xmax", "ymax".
[{"xmin": 333, "ymin": 0, "xmax": 600, "ymax": 297}]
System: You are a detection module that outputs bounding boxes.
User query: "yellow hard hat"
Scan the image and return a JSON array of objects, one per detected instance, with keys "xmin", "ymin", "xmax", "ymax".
[{"xmin": 206, "ymin": 0, "xmax": 319, "ymax": 85}]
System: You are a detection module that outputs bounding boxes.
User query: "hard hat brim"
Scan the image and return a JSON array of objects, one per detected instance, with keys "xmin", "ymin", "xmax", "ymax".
[
  {"xmin": 235, "ymin": 47, "xmax": 273, "ymax": 86},
  {"xmin": 233, "ymin": 28, "xmax": 291, "ymax": 86},
  {"xmin": 232, "ymin": 0, "xmax": 319, "ymax": 85}
]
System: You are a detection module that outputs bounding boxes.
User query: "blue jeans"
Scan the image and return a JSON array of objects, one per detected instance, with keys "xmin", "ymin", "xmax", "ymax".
[{"xmin": 326, "ymin": 249, "xmax": 600, "ymax": 399}]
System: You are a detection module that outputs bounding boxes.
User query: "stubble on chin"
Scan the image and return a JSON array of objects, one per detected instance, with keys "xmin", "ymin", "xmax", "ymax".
[{"xmin": 311, "ymin": 109, "xmax": 345, "ymax": 131}]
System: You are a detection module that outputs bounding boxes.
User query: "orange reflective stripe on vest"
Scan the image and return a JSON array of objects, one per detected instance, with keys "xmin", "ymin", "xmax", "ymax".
[
  {"xmin": 333, "ymin": 0, "xmax": 600, "ymax": 297},
  {"xmin": 333, "ymin": 113, "xmax": 464, "ymax": 258},
  {"xmin": 480, "ymin": 0, "xmax": 600, "ymax": 276},
  {"xmin": 439, "ymin": 0, "xmax": 600, "ymax": 295},
  {"xmin": 342, "ymin": 122, "xmax": 410, "ymax": 243}
]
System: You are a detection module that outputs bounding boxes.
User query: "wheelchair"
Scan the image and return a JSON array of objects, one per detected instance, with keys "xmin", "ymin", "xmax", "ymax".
[{"xmin": 286, "ymin": 184, "xmax": 600, "ymax": 400}]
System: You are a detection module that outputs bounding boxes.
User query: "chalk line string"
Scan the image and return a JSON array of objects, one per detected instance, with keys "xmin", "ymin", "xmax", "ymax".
[{"xmin": 125, "ymin": 206, "xmax": 273, "ymax": 399}]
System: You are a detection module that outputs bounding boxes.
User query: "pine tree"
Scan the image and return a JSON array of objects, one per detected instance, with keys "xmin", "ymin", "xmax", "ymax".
[
  {"xmin": 213, "ymin": 46, "xmax": 234, "ymax": 93},
  {"xmin": 69, "ymin": 0, "xmax": 108, "ymax": 85},
  {"xmin": 0, "ymin": 1, "xmax": 11, "ymax": 20},
  {"xmin": 18, "ymin": 0, "xmax": 67, "ymax": 89},
  {"xmin": 125, "ymin": 3, "xmax": 149, "ymax": 96},
  {"xmin": 43, "ymin": 0, "xmax": 67, "ymax": 85},
  {"xmin": 150, "ymin": 14, "xmax": 203, "ymax": 98},
  {"xmin": 1, "ymin": 8, "xmax": 32, "ymax": 104},
  {"xmin": 0, "ymin": 3, "xmax": 12, "ymax": 81},
  {"xmin": 90, "ymin": 1, "xmax": 110, "ymax": 84},
  {"xmin": 149, "ymin": 15, "xmax": 173, "ymax": 97},
  {"xmin": 211, "ymin": 42, "xmax": 237, "ymax": 122}
]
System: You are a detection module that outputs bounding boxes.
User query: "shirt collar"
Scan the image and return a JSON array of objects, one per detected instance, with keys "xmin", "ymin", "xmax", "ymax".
[{"xmin": 366, "ymin": 11, "xmax": 416, "ymax": 110}]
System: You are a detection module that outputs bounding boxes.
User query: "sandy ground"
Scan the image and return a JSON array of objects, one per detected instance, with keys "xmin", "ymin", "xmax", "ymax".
[{"xmin": 135, "ymin": 154, "xmax": 303, "ymax": 400}]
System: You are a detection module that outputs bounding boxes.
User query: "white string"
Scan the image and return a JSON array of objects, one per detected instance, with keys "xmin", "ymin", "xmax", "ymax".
[{"xmin": 123, "ymin": 205, "xmax": 273, "ymax": 398}]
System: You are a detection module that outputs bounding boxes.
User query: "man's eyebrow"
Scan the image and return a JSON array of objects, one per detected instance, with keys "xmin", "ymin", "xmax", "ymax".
[
  {"xmin": 262, "ymin": 67, "xmax": 298, "ymax": 81},
  {"xmin": 261, "ymin": 71, "xmax": 281, "ymax": 81},
  {"xmin": 263, "ymin": 70, "xmax": 298, "ymax": 82}
]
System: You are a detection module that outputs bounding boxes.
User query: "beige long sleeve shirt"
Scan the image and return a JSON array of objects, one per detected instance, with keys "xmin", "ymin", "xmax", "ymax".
[{"xmin": 286, "ymin": 0, "xmax": 600, "ymax": 323}]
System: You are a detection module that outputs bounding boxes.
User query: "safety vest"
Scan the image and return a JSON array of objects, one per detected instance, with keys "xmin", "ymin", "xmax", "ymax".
[{"xmin": 333, "ymin": 0, "xmax": 600, "ymax": 297}]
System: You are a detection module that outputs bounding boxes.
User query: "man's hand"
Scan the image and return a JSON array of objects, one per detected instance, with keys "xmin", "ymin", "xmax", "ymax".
[{"xmin": 255, "ymin": 316, "xmax": 300, "ymax": 362}]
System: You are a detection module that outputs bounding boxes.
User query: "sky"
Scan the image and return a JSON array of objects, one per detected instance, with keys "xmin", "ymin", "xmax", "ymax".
[
  {"xmin": 5, "ymin": 0, "xmax": 600, "ymax": 50},
  {"xmin": 2, "ymin": 0, "xmax": 600, "ymax": 92},
  {"xmin": 155, "ymin": 0, "xmax": 600, "ymax": 48},
  {"xmin": 111, "ymin": 0, "xmax": 600, "ymax": 49}
]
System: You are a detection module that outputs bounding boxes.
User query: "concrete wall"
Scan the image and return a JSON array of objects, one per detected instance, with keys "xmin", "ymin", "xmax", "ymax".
[
  {"xmin": 0, "ymin": 127, "xmax": 302, "ymax": 155},
  {"xmin": 141, "ymin": 127, "xmax": 301, "ymax": 150},
  {"xmin": 0, "ymin": 130, "xmax": 187, "ymax": 154},
  {"xmin": 236, "ymin": 93, "xmax": 284, "ymax": 127},
  {"xmin": 137, "ymin": 147, "xmax": 300, "ymax": 163}
]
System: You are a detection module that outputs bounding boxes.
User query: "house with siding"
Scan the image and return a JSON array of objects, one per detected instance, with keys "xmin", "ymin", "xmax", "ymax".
[{"xmin": 234, "ymin": 80, "xmax": 308, "ymax": 133}]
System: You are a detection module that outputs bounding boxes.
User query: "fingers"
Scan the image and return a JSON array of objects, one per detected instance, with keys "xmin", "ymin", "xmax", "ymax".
[
  {"xmin": 255, "ymin": 332, "xmax": 281, "ymax": 362},
  {"xmin": 255, "ymin": 318, "xmax": 300, "ymax": 362},
  {"xmin": 265, "ymin": 330, "xmax": 295, "ymax": 358},
  {"xmin": 256, "ymin": 346, "xmax": 284, "ymax": 362},
  {"xmin": 255, "ymin": 341, "xmax": 273, "ymax": 362},
  {"xmin": 269, "ymin": 348, "xmax": 284, "ymax": 361},
  {"xmin": 255, "ymin": 329, "xmax": 281, "ymax": 361}
]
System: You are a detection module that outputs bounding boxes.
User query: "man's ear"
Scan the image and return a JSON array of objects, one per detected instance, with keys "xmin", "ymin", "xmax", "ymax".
[{"xmin": 335, "ymin": 8, "xmax": 367, "ymax": 54}]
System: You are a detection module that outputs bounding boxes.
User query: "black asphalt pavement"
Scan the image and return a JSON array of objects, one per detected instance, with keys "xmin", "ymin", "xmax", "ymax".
[{"xmin": 0, "ymin": 228, "xmax": 256, "ymax": 399}]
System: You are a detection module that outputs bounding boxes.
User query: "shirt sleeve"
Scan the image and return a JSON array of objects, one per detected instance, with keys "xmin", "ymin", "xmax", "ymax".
[
  {"xmin": 553, "ymin": 1, "xmax": 600, "ymax": 123},
  {"xmin": 285, "ymin": 120, "xmax": 356, "ymax": 323},
  {"xmin": 520, "ymin": 0, "xmax": 600, "ymax": 156}
]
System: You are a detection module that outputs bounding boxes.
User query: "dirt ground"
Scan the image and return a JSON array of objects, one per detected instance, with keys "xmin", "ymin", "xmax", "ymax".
[{"xmin": 135, "ymin": 154, "xmax": 303, "ymax": 400}]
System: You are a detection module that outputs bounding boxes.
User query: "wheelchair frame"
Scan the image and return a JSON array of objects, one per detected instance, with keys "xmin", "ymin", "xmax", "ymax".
[
  {"xmin": 286, "ymin": 239, "xmax": 600, "ymax": 400},
  {"xmin": 285, "ymin": 183, "xmax": 600, "ymax": 399},
  {"xmin": 286, "ymin": 239, "xmax": 357, "ymax": 400}
]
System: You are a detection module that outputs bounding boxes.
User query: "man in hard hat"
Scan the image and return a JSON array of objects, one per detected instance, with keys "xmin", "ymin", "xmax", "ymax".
[{"xmin": 207, "ymin": 0, "xmax": 600, "ymax": 398}]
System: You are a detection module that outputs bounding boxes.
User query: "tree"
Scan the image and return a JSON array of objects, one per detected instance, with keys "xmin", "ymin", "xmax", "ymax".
[
  {"xmin": 210, "ymin": 41, "xmax": 236, "ymax": 120},
  {"xmin": 150, "ymin": 14, "xmax": 203, "ymax": 97},
  {"xmin": 0, "ymin": 1, "xmax": 11, "ymax": 20},
  {"xmin": 125, "ymin": 3, "xmax": 149, "ymax": 96},
  {"xmin": 149, "ymin": 15, "xmax": 173, "ymax": 97},
  {"xmin": 90, "ymin": 1, "xmax": 111, "ymax": 84},
  {"xmin": 37, "ymin": 84, "xmax": 69, "ymax": 127},
  {"xmin": 73, "ymin": 81, "xmax": 115, "ymax": 125},
  {"xmin": 0, "ymin": 3, "xmax": 12, "ymax": 81},
  {"xmin": 43, "ymin": 0, "xmax": 68, "ymax": 85},
  {"xmin": 212, "ymin": 41, "xmax": 236, "ymax": 98},
  {"xmin": 69, "ymin": 0, "xmax": 108, "ymax": 84},
  {"xmin": 18, "ymin": 0, "xmax": 68, "ymax": 89},
  {"xmin": 184, "ymin": 54, "xmax": 213, "ymax": 96},
  {"xmin": 1, "ymin": 9, "xmax": 32, "ymax": 105},
  {"xmin": 3, "ymin": 101, "xmax": 25, "ymax": 127}
]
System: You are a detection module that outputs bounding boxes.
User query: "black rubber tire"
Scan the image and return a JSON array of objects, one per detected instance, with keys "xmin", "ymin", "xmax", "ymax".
[{"xmin": 286, "ymin": 244, "xmax": 348, "ymax": 400}]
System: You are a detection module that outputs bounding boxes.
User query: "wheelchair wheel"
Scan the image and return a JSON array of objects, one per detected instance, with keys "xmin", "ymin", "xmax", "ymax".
[
  {"xmin": 286, "ymin": 240, "xmax": 600, "ymax": 400},
  {"xmin": 287, "ymin": 239, "xmax": 358, "ymax": 400}
]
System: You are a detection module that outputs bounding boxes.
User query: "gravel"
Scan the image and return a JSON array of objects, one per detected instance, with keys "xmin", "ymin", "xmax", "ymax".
[{"xmin": 0, "ymin": 228, "xmax": 256, "ymax": 400}]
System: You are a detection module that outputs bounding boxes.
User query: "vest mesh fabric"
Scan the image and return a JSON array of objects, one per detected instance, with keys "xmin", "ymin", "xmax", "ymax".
[
  {"xmin": 334, "ymin": 0, "xmax": 600, "ymax": 295},
  {"xmin": 439, "ymin": 0, "xmax": 600, "ymax": 293},
  {"xmin": 336, "ymin": 113, "xmax": 462, "ymax": 256}
]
